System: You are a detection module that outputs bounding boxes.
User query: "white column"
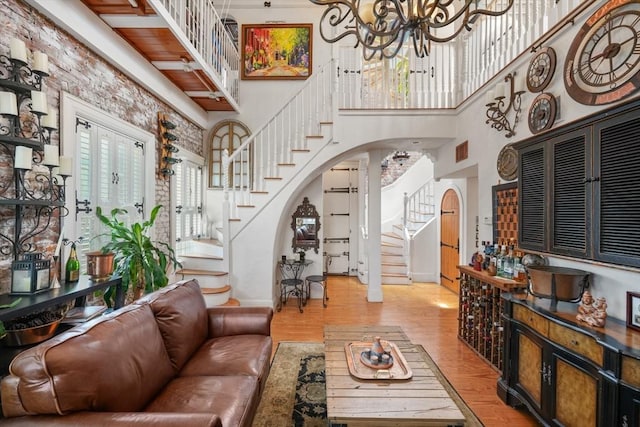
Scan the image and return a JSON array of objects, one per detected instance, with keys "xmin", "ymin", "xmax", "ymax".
[{"xmin": 367, "ymin": 150, "xmax": 383, "ymax": 302}]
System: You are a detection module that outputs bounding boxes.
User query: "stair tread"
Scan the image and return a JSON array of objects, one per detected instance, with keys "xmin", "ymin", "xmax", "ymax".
[
  {"xmin": 177, "ymin": 269, "xmax": 228, "ymax": 276},
  {"xmin": 382, "ymin": 262, "xmax": 407, "ymax": 266},
  {"xmin": 382, "ymin": 273, "xmax": 410, "ymax": 277},
  {"xmin": 382, "ymin": 232, "xmax": 403, "ymax": 239},
  {"xmin": 221, "ymin": 298, "xmax": 241, "ymax": 306},
  {"xmin": 381, "ymin": 242, "xmax": 402, "ymax": 248},
  {"xmin": 381, "ymin": 252, "xmax": 403, "ymax": 256},
  {"xmin": 179, "ymin": 254, "xmax": 223, "ymax": 260},
  {"xmin": 200, "ymin": 284, "xmax": 231, "ymax": 294}
]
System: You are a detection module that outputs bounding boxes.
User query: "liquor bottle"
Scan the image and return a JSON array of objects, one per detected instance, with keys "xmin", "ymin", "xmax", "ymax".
[
  {"xmin": 503, "ymin": 245, "xmax": 514, "ymax": 279},
  {"xmin": 65, "ymin": 242, "xmax": 80, "ymax": 282},
  {"xmin": 497, "ymin": 244, "xmax": 506, "ymax": 277}
]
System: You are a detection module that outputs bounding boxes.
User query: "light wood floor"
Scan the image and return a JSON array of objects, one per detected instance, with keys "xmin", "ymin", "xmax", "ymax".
[{"xmin": 270, "ymin": 276, "xmax": 539, "ymax": 427}]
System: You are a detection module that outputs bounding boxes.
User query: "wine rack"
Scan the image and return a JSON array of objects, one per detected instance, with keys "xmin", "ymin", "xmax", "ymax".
[{"xmin": 457, "ymin": 265, "xmax": 526, "ymax": 373}]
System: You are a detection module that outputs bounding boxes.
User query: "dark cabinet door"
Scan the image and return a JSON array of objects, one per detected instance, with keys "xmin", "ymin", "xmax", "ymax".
[
  {"xmin": 593, "ymin": 109, "xmax": 640, "ymax": 268},
  {"xmin": 619, "ymin": 384, "xmax": 640, "ymax": 427},
  {"xmin": 549, "ymin": 129, "xmax": 591, "ymax": 258},
  {"xmin": 518, "ymin": 142, "xmax": 546, "ymax": 252}
]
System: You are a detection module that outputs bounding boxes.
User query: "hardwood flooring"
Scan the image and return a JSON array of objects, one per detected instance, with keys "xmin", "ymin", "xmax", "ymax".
[{"xmin": 270, "ymin": 276, "xmax": 539, "ymax": 427}]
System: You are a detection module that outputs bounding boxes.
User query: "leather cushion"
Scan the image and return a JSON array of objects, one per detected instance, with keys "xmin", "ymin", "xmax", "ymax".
[
  {"xmin": 4, "ymin": 304, "xmax": 174, "ymax": 416},
  {"xmin": 145, "ymin": 376, "xmax": 259, "ymax": 427},
  {"xmin": 179, "ymin": 335, "xmax": 271, "ymax": 384},
  {"xmin": 137, "ymin": 279, "xmax": 208, "ymax": 372}
]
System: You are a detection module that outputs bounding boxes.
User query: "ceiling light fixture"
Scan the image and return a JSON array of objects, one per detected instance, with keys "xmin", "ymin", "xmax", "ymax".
[
  {"xmin": 308, "ymin": 0, "xmax": 514, "ymax": 59},
  {"xmin": 392, "ymin": 150, "xmax": 410, "ymax": 166}
]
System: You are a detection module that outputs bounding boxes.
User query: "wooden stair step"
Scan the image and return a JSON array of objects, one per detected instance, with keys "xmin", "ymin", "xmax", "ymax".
[
  {"xmin": 237, "ymin": 204, "xmax": 255, "ymax": 208},
  {"xmin": 382, "ymin": 242, "xmax": 402, "ymax": 248},
  {"xmin": 251, "ymin": 190, "xmax": 268, "ymax": 194},
  {"xmin": 292, "ymin": 149, "xmax": 310, "ymax": 153},
  {"xmin": 277, "ymin": 163, "xmax": 295, "ymax": 166},
  {"xmin": 264, "ymin": 177, "xmax": 283, "ymax": 180},
  {"xmin": 382, "ymin": 232, "xmax": 402, "ymax": 239},
  {"xmin": 382, "ymin": 273, "xmax": 409, "ymax": 278},
  {"xmin": 200, "ymin": 285, "xmax": 231, "ymax": 295},
  {"xmin": 221, "ymin": 298, "xmax": 240, "ymax": 306},
  {"xmin": 382, "ymin": 262, "xmax": 407, "ymax": 267},
  {"xmin": 177, "ymin": 269, "xmax": 228, "ymax": 276},
  {"xmin": 306, "ymin": 135, "xmax": 323, "ymax": 139},
  {"xmin": 179, "ymin": 254, "xmax": 223, "ymax": 260}
]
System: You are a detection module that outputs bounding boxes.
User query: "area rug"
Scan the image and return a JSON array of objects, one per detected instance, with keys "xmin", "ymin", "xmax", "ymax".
[{"xmin": 252, "ymin": 342, "xmax": 483, "ymax": 427}]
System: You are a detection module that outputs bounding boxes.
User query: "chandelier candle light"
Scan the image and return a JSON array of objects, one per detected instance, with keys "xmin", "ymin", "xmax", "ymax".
[
  {"xmin": 308, "ymin": 0, "xmax": 514, "ymax": 59},
  {"xmin": 485, "ymin": 72, "xmax": 525, "ymax": 138}
]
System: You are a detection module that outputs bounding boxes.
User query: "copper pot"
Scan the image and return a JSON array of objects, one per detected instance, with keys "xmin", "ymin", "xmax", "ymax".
[{"xmin": 86, "ymin": 251, "xmax": 115, "ymax": 282}]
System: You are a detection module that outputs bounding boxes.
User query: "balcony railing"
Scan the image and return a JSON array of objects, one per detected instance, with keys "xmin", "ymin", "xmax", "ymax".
[
  {"xmin": 337, "ymin": 0, "xmax": 589, "ymax": 109},
  {"xmin": 152, "ymin": 0, "xmax": 240, "ymax": 103}
]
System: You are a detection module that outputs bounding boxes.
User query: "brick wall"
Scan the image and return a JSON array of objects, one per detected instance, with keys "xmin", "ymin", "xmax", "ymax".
[{"xmin": 0, "ymin": 0, "xmax": 204, "ymax": 294}]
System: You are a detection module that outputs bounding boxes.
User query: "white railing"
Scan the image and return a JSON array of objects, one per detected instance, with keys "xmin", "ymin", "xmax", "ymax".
[
  {"xmin": 338, "ymin": 0, "xmax": 588, "ymax": 109},
  {"xmin": 402, "ymin": 179, "xmax": 436, "ymax": 279},
  {"xmin": 153, "ymin": 0, "xmax": 240, "ymax": 102},
  {"xmin": 223, "ymin": 60, "xmax": 335, "ymax": 220}
]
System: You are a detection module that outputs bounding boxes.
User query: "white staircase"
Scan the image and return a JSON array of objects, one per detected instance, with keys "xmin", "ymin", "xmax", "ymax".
[
  {"xmin": 381, "ymin": 179, "xmax": 436, "ymax": 284},
  {"xmin": 176, "ymin": 240, "xmax": 238, "ymax": 307}
]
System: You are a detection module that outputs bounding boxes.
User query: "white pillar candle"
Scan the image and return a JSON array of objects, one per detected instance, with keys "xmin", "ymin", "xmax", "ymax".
[
  {"xmin": 10, "ymin": 38, "xmax": 28, "ymax": 63},
  {"xmin": 485, "ymin": 90, "xmax": 495, "ymax": 104},
  {"xmin": 516, "ymin": 73, "xmax": 526, "ymax": 93},
  {"xmin": 14, "ymin": 146, "xmax": 33, "ymax": 170},
  {"xmin": 30, "ymin": 90, "xmax": 47, "ymax": 114},
  {"xmin": 495, "ymin": 83, "xmax": 505, "ymax": 98},
  {"xmin": 59, "ymin": 156, "xmax": 73, "ymax": 176},
  {"xmin": 42, "ymin": 108, "xmax": 57, "ymax": 129},
  {"xmin": 33, "ymin": 51, "xmax": 49, "ymax": 74},
  {"xmin": 43, "ymin": 144, "xmax": 60, "ymax": 166},
  {"xmin": 52, "ymin": 166, "xmax": 63, "ymax": 185},
  {"xmin": 0, "ymin": 92, "xmax": 18, "ymax": 116}
]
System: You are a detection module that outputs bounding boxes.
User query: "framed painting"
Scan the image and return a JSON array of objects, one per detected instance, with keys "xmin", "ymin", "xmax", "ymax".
[
  {"xmin": 627, "ymin": 291, "xmax": 640, "ymax": 331},
  {"xmin": 241, "ymin": 23, "xmax": 312, "ymax": 80}
]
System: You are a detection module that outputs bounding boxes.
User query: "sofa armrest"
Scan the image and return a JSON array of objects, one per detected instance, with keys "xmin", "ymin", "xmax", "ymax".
[
  {"xmin": 207, "ymin": 306, "xmax": 273, "ymax": 338},
  {"xmin": 0, "ymin": 413, "xmax": 221, "ymax": 427}
]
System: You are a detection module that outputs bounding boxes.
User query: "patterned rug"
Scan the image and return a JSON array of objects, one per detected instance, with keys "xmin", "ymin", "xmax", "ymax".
[{"xmin": 252, "ymin": 342, "xmax": 483, "ymax": 427}]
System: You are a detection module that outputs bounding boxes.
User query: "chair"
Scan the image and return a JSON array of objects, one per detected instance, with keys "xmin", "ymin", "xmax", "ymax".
[
  {"xmin": 278, "ymin": 278, "xmax": 305, "ymax": 313},
  {"xmin": 305, "ymin": 255, "xmax": 331, "ymax": 307}
]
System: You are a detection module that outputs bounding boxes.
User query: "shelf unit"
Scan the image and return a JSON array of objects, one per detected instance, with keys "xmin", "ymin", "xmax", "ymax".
[{"xmin": 457, "ymin": 265, "xmax": 526, "ymax": 372}]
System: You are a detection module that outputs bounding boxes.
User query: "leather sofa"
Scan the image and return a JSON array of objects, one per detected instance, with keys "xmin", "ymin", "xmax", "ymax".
[{"xmin": 0, "ymin": 279, "xmax": 273, "ymax": 427}]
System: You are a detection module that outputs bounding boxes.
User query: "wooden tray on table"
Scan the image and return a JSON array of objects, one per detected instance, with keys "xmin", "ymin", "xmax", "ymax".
[{"xmin": 344, "ymin": 340, "xmax": 413, "ymax": 380}]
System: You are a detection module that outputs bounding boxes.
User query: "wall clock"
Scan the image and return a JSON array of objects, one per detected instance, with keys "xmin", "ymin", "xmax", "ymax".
[
  {"xmin": 528, "ymin": 93, "xmax": 557, "ymax": 134},
  {"xmin": 527, "ymin": 47, "xmax": 557, "ymax": 92},
  {"xmin": 497, "ymin": 143, "xmax": 518, "ymax": 181},
  {"xmin": 564, "ymin": 1, "xmax": 640, "ymax": 105}
]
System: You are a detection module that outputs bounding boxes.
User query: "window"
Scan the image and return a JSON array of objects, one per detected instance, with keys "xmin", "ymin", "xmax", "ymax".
[
  {"xmin": 60, "ymin": 92, "xmax": 155, "ymax": 270},
  {"xmin": 175, "ymin": 159, "xmax": 203, "ymax": 243},
  {"xmin": 208, "ymin": 119, "xmax": 251, "ymax": 188}
]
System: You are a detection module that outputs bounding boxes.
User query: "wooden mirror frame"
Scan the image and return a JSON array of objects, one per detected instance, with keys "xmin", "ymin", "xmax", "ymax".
[{"xmin": 291, "ymin": 197, "xmax": 320, "ymax": 253}]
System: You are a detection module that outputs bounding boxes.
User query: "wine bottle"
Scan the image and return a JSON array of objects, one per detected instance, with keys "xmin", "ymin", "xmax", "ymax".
[{"xmin": 65, "ymin": 242, "xmax": 80, "ymax": 282}]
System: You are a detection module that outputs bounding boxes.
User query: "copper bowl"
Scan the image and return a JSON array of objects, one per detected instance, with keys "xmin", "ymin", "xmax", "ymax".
[
  {"xmin": 4, "ymin": 319, "xmax": 61, "ymax": 347},
  {"xmin": 86, "ymin": 251, "xmax": 115, "ymax": 282}
]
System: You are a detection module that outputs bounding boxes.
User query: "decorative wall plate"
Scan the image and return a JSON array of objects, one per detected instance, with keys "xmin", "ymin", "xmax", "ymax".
[
  {"xmin": 527, "ymin": 47, "xmax": 557, "ymax": 92},
  {"xmin": 528, "ymin": 93, "xmax": 558, "ymax": 134},
  {"xmin": 497, "ymin": 144, "xmax": 518, "ymax": 181},
  {"xmin": 564, "ymin": 1, "xmax": 640, "ymax": 105}
]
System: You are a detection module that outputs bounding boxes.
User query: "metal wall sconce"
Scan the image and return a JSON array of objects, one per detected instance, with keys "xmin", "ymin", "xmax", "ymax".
[
  {"xmin": 158, "ymin": 112, "xmax": 181, "ymax": 178},
  {"xmin": 485, "ymin": 72, "xmax": 525, "ymax": 138}
]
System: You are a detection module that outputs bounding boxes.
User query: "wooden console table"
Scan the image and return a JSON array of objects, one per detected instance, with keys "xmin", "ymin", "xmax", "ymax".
[
  {"xmin": 0, "ymin": 275, "xmax": 122, "ymax": 321},
  {"xmin": 0, "ymin": 275, "xmax": 122, "ymax": 375},
  {"xmin": 457, "ymin": 265, "xmax": 526, "ymax": 372}
]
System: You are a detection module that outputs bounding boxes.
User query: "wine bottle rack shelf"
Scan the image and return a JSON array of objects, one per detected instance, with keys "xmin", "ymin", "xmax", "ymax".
[{"xmin": 457, "ymin": 265, "xmax": 526, "ymax": 373}]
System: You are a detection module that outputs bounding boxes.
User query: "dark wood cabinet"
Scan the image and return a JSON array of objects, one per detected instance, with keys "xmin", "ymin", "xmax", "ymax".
[
  {"xmin": 515, "ymin": 99, "xmax": 640, "ymax": 268},
  {"xmin": 499, "ymin": 295, "xmax": 636, "ymax": 427}
]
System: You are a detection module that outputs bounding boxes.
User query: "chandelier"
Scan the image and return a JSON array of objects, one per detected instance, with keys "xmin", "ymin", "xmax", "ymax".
[{"xmin": 308, "ymin": 0, "xmax": 514, "ymax": 59}]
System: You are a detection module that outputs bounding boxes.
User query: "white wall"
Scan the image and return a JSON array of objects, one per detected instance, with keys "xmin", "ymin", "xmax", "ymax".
[{"xmin": 433, "ymin": 1, "xmax": 640, "ymax": 321}]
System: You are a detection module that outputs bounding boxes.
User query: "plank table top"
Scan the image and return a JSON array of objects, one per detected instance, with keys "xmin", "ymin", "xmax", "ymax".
[{"xmin": 324, "ymin": 325, "xmax": 466, "ymax": 426}]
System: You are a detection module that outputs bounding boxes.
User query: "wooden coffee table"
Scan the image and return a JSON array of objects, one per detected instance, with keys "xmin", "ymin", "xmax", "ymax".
[{"xmin": 324, "ymin": 325, "xmax": 466, "ymax": 426}]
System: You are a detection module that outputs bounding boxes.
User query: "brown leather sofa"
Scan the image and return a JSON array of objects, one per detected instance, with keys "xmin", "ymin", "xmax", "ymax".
[{"xmin": 0, "ymin": 279, "xmax": 273, "ymax": 427}]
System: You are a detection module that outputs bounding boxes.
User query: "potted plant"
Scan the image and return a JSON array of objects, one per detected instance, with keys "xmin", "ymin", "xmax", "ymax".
[{"xmin": 95, "ymin": 205, "xmax": 181, "ymax": 307}]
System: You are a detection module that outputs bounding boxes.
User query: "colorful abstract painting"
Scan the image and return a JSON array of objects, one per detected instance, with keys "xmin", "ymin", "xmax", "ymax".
[{"xmin": 241, "ymin": 24, "xmax": 312, "ymax": 80}]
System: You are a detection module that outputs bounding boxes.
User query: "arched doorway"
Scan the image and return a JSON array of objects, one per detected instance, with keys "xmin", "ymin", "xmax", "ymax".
[{"xmin": 440, "ymin": 189, "xmax": 460, "ymax": 294}]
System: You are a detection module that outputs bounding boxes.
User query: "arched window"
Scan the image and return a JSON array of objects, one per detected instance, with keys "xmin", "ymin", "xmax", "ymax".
[{"xmin": 208, "ymin": 119, "xmax": 251, "ymax": 188}]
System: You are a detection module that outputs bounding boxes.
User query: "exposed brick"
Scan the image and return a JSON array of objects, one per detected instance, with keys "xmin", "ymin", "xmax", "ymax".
[{"xmin": 0, "ymin": 0, "xmax": 204, "ymax": 294}]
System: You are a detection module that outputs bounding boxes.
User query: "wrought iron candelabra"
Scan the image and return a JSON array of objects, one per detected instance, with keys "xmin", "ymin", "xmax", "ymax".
[
  {"xmin": 485, "ymin": 72, "xmax": 524, "ymax": 138},
  {"xmin": 0, "ymin": 38, "xmax": 70, "ymax": 261}
]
